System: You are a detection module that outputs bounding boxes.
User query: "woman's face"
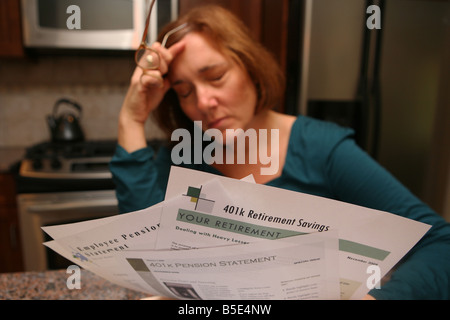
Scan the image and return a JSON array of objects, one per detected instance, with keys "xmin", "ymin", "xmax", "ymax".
[{"xmin": 168, "ymin": 32, "xmax": 258, "ymax": 141}]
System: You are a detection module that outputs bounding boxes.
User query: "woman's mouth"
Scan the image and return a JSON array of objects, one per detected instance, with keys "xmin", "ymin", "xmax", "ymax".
[{"xmin": 207, "ymin": 117, "xmax": 229, "ymax": 130}]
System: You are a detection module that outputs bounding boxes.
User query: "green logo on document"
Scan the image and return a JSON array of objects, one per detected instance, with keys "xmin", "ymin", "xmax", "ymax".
[{"xmin": 183, "ymin": 186, "xmax": 215, "ymax": 213}]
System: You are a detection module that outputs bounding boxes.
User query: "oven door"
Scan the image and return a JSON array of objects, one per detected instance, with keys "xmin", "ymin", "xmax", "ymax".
[{"xmin": 17, "ymin": 190, "xmax": 118, "ymax": 271}]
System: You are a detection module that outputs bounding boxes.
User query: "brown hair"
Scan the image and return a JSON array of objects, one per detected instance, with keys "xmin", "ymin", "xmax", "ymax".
[{"xmin": 152, "ymin": 5, "xmax": 285, "ymax": 138}]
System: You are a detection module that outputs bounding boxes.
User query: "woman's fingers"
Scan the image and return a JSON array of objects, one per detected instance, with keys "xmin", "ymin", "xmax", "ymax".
[
  {"xmin": 162, "ymin": 41, "xmax": 186, "ymax": 64},
  {"xmin": 140, "ymin": 71, "xmax": 164, "ymax": 89},
  {"xmin": 126, "ymin": 39, "xmax": 187, "ymax": 115},
  {"xmin": 153, "ymin": 41, "xmax": 186, "ymax": 75},
  {"xmin": 132, "ymin": 41, "xmax": 185, "ymax": 90}
]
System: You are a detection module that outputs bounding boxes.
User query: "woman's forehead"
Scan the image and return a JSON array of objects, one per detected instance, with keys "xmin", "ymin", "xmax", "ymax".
[
  {"xmin": 179, "ymin": 32, "xmax": 222, "ymax": 56},
  {"xmin": 169, "ymin": 33, "xmax": 229, "ymax": 77}
]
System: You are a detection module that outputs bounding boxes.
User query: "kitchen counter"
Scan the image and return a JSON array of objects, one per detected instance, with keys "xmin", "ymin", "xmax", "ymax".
[{"xmin": 0, "ymin": 269, "xmax": 149, "ymax": 300}]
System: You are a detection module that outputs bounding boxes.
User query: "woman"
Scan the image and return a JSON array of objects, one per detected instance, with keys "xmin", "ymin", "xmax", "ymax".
[{"xmin": 110, "ymin": 5, "xmax": 450, "ymax": 300}]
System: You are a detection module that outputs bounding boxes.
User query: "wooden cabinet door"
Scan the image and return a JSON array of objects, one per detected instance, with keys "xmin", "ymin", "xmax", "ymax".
[
  {"xmin": 0, "ymin": 0, "xmax": 24, "ymax": 57},
  {"xmin": 0, "ymin": 173, "xmax": 24, "ymax": 272}
]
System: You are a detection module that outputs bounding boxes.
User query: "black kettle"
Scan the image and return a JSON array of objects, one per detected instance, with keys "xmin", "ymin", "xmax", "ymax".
[{"xmin": 47, "ymin": 98, "xmax": 85, "ymax": 143}]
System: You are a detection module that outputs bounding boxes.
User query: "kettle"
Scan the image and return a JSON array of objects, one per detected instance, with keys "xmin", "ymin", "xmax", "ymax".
[{"xmin": 47, "ymin": 98, "xmax": 85, "ymax": 142}]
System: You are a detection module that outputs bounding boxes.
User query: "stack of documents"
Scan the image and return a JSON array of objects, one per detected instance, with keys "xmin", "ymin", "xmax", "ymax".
[{"xmin": 44, "ymin": 166, "xmax": 430, "ymax": 300}]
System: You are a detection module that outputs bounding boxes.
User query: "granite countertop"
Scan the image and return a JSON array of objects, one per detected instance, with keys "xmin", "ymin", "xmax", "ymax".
[{"xmin": 0, "ymin": 269, "xmax": 149, "ymax": 300}]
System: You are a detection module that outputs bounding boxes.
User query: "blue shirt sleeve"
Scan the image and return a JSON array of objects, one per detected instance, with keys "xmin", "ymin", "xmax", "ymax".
[{"xmin": 109, "ymin": 144, "xmax": 171, "ymax": 214}]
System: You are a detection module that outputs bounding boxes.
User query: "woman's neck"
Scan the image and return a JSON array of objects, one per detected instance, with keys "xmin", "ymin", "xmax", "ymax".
[{"xmin": 212, "ymin": 111, "xmax": 296, "ymax": 184}]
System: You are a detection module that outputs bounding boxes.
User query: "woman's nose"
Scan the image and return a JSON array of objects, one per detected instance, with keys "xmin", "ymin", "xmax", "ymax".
[{"xmin": 196, "ymin": 85, "xmax": 218, "ymax": 112}]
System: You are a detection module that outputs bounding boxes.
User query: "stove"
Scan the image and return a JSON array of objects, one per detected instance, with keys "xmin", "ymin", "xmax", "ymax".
[
  {"xmin": 15, "ymin": 139, "xmax": 165, "ymax": 270},
  {"xmin": 17, "ymin": 140, "xmax": 118, "ymax": 193},
  {"xmin": 15, "ymin": 140, "xmax": 120, "ymax": 270}
]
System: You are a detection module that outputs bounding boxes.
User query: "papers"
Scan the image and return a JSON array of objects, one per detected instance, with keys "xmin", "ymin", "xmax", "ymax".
[
  {"xmin": 43, "ymin": 166, "xmax": 430, "ymax": 300},
  {"xmin": 122, "ymin": 231, "xmax": 340, "ymax": 300},
  {"xmin": 43, "ymin": 204, "xmax": 164, "ymax": 293}
]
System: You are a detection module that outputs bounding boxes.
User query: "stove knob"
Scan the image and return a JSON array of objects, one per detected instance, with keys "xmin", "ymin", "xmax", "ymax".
[
  {"xmin": 51, "ymin": 158, "xmax": 62, "ymax": 169},
  {"xmin": 32, "ymin": 158, "xmax": 43, "ymax": 170}
]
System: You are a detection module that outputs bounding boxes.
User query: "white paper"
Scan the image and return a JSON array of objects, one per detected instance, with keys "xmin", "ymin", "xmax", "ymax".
[
  {"xmin": 43, "ymin": 202, "xmax": 166, "ymax": 294},
  {"xmin": 156, "ymin": 166, "xmax": 431, "ymax": 299},
  {"xmin": 42, "ymin": 166, "xmax": 431, "ymax": 300},
  {"xmin": 118, "ymin": 231, "xmax": 340, "ymax": 300}
]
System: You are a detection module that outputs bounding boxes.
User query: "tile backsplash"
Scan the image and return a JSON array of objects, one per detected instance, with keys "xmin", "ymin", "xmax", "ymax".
[{"xmin": 0, "ymin": 54, "xmax": 164, "ymax": 147}]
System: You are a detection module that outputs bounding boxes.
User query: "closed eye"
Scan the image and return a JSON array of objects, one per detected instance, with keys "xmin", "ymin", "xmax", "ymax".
[
  {"xmin": 172, "ymin": 81, "xmax": 193, "ymax": 98},
  {"xmin": 201, "ymin": 63, "xmax": 229, "ymax": 83},
  {"xmin": 171, "ymin": 62, "xmax": 230, "ymax": 98},
  {"xmin": 207, "ymin": 71, "xmax": 226, "ymax": 82}
]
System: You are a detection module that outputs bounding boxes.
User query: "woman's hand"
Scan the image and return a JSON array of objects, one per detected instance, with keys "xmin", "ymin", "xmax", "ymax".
[{"xmin": 118, "ymin": 41, "xmax": 185, "ymax": 153}]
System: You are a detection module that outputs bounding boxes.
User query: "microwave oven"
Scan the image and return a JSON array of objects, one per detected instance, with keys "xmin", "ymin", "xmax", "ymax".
[{"xmin": 20, "ymin": 0, "xmax": 178, "ymax": 50}]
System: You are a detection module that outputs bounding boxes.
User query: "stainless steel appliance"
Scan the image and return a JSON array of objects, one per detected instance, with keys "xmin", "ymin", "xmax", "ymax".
[
  {"xmin": 20, "ymin": 0, "xmax": 178, "ymax": 50},
  {"xmin": 16, "ymin": 140, "xmax": 119, "ymax": 271},
  {"xmin": 299, "ymin": 0, "xmax": 448, "ymax": 202}
]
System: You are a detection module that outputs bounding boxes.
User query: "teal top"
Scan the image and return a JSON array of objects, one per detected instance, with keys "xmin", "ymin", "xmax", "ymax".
[{"xmin": 110, "ymin": 116, "xmax": 450, "ymax": 300}]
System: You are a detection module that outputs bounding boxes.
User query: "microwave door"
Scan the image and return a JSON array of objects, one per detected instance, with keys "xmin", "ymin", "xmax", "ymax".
[{"xmin": 21, "ymin": 0, "xmax": 149, "ymax": 50}]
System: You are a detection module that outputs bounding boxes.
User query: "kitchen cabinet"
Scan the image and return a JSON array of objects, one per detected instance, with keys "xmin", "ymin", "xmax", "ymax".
[
  {"xmin": 0, "ymin": 0, "xmax": 24, "ymax": 57},
  {"xmin": 0, "ymin": 173, "xmax": 24, "ymax": 272}
]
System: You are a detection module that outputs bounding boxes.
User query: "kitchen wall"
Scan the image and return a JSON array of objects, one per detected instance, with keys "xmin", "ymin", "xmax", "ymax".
[{"xmin": 0, "ymin": 54, "xmax": 165, "ymax": 147}]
